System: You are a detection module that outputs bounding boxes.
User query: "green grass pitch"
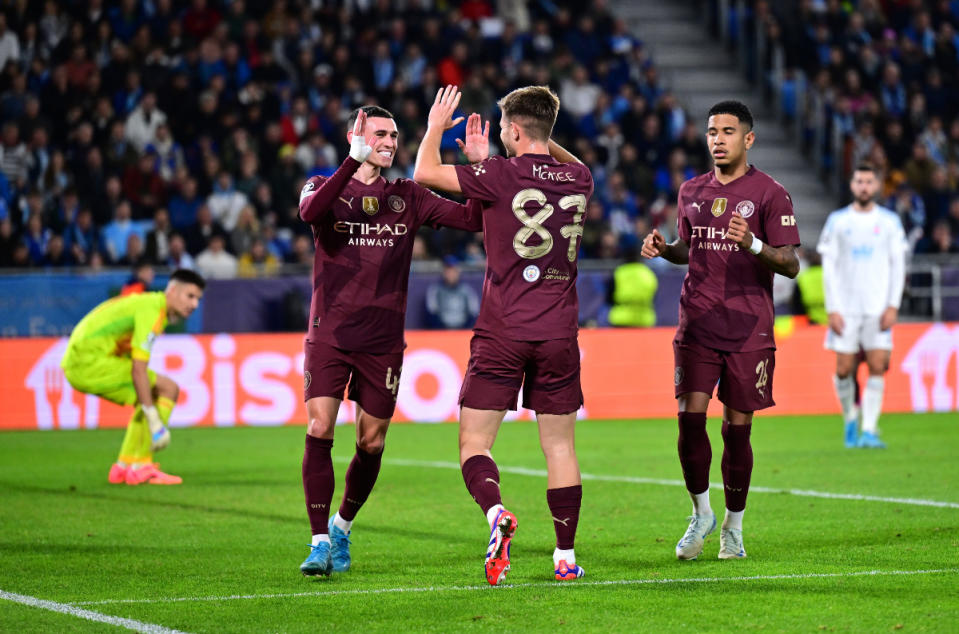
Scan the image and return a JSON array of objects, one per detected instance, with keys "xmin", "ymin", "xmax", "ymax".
[{"xmin": 1, "ymin": 413, "xmax": 957, "ymax": 632}]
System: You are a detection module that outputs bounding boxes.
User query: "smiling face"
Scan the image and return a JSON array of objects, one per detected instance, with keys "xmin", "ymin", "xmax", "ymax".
[
  {"xmin": 706, "ymin": 113, "xmax": 754, "ymax": 169},
  {"xmin": 349, "ymin": 116, "xmax": 398, "ymax": 169}
]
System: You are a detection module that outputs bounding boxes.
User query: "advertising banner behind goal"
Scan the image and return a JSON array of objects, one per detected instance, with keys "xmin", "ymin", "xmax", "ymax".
[{"xmin": 1, "ymin": 323, "xmax": 956, "ymax": 430}]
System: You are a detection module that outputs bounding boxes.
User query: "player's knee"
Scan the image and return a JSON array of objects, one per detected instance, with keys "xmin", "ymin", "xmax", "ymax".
[
  {"xmin": 306, "ymin": 415, "xmax": 335, "ymax": 438},
  {"xmin": 357, "ymin": 434, "xmax": 385, "ymax": 455},
  {"xmin": 155, "ymin": 377, "xmax": 179, "ymax": 401},
  {"xmin": 458, "ymin": 432, "xmax": 488, "ymax": 455},
  {"xmin": 541, "ymin": 441, "xmax": 576, "ymax": 461}
]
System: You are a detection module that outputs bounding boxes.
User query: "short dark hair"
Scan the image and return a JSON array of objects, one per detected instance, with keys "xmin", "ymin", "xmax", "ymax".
[
  {"xmin": 170, "ymin": 268, "xmax": 206, "ymax": 290},
  {"xmin": 853, "ymin": 163, "xmax": 877, "ymax": 175},
  {"xmin": 497, "ymin": 85, "xmax": 561, "ymax": 141},
  {"xmin": 707, "ymin": 100, "xmax": 754, "ymax": 131},
  {"xmin": 347, "ymin": 106, "xmax": 394, "ymax": 130}
]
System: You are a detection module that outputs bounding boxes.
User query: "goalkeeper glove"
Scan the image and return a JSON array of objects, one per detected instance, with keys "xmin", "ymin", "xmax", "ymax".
[{"xmin": 143, "ymin": 405, "xmax": 170, "ymax": 452}]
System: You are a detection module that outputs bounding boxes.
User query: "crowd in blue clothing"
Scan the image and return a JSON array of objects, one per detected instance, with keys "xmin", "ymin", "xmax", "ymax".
[
  {"xmin": 0, "ymin": 0, "xmax": 714, "ymax": 273},
  {"xmin": 754, "ymin": 0, "xmax": 959, "ymax": 253}
]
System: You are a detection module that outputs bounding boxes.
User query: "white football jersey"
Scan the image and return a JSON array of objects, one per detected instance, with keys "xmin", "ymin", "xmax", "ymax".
[{"xmin": 817, "ymin": 204, "xmax": 907, "ymax": 316}]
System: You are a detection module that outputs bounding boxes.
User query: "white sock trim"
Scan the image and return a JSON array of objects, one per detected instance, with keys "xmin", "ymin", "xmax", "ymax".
[
  {"xmin": 553, "ymin": 547, "xmax": 576, "ymax": 566},
  {"xmin": 332, "ymin": 512, "xmax": 352, "ymax": 534},
  {"xmin": 691, "ymin": 490, "xmax": 712, "ymax": 516},
  {"xmin": 311, "ymin": 533, "xmax": 331, "ymax": 546},
  {"xmin": 486, "ymin": 504, "xmax": 505, "ymax": 529},
  {"xmin": 723, "ymin": 509, "xmax": 744, "ymax": 531}
]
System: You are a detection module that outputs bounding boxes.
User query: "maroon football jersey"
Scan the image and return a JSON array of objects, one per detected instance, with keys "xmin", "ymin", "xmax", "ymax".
[
  {"xmin": 299, "ymin": 157, "xmax": 482, "ymax": 353},
  {"xmin": 455, "ymin": 154, "xmax": 594, "ymax": 341},
  {"xmin": 675, "ymin": 166, "xmax": 800, "ymax": 352}
]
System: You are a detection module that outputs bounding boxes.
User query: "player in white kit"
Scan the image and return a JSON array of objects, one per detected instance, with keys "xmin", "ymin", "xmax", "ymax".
[{"xmin": 817, "ymin": 164, "xmax": 907, "ymax": 448}]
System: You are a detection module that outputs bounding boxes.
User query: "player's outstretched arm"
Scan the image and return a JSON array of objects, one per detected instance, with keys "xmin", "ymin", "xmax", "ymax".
[
  {"xmin": 728, "ymin": 212, "xmax": 800, "ymax": 278},
  {"xmin": 642, "ymin": 229, "xmax": 690, "ymax": 264},
  {"xmin": 413, "ymin": 85, "xmax": 466, "ymax": 194},
  {"xmin": 299, "ymin": 112, "xmax": 369, "ymax": 223},
  {"xmin": 547, "ymin": 139, "xmax": 582, "ymax": 164}
]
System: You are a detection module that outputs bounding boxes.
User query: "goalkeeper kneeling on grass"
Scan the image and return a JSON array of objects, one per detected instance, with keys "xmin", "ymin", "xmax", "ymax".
[{"xmin": 60, "ymin": 269, "xmax": 206, "ymax": 485}]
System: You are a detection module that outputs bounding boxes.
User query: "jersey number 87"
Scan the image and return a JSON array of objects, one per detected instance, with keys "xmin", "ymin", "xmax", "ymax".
[{"xmin": 511, "ymin": 188, "xmax": 586, "ymax": 262}]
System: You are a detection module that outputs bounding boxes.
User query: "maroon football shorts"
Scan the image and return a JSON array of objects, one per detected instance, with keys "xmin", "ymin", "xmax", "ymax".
[
  {"xmin": 459, "ymin": 333, "xmax": 583, "ymax": 415},
  {"xmin": 303, "ymin": 338, "xmax": 404, "ymax": 420},
  {"xmin": 673, "ymin": 340, "xmax": 776, "ymax": 412}
]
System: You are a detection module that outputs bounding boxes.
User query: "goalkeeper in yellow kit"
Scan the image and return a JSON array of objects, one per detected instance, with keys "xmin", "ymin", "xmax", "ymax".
[{"xmin": 61, "ymin": 269, "xmax": 206, "ymax": 485}]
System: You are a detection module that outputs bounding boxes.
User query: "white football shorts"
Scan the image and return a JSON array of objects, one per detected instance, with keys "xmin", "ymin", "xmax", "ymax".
[{"xmin": 824, "ymin": 314, "xmax": 893, "ymax": 354}]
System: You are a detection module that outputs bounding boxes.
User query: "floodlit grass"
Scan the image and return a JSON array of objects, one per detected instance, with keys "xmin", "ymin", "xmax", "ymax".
[{"xmin": 1, "ymin": 413, "xmax": 957, "ymax": 632}]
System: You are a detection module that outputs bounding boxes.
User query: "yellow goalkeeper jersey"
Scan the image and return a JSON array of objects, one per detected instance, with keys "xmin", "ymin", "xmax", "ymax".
[{"xmin": 61, "ymin": 292, "xmax": 168, "ymax": 364}]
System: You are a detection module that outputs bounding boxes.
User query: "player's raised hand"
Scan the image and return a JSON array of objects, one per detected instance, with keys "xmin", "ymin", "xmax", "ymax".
[
  {"xmin": 727, "ymin": 211, "xmax": 752, "ymax": 247},
  {"xmin": 428, "ymin": 85, "xmax": 465, "ymax": 131},
  {"xmin": 456, "ymin": 113, "xmax": 490, "ymax": 163},
  {"xmin": 641, "ymin": 229, "xmax": 668, "ymax": 259},
  {"xmin": 348, "ymin": 110, "xmax": 372, "ymax": 163}
]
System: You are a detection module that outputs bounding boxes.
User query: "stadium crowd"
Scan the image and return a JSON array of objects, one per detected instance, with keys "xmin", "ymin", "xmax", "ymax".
[
  {"xmin": 0, "ymin": 0, "xmax": 710, "ymax": 277},
  {"xmin": 753, "ymin": 0, "xmax": 959, "ymax": 254},
  {"xmin": 1, "ymin": 1, "xmax": 956, "ymax": 278}
]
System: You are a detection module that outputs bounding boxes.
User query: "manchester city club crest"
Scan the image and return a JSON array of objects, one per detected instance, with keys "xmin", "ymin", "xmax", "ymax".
[
  {"xmin": 674, "ymin": 366, "xmax": 684, "ymax": 386},
  {"xmin": 522, "ymin": 265, "xmax": 541, "ymax": 283},
  {"xmin": 388, "ymin": 195, "xmax": 406, "ymax": 213},
  {"xmin": 736, "ymin": 200, "xmax": 755, "ymax": 218},
  {"xmin": 304, "ymin": 370, "xmax": 312, "ymax": 390},
  {"xmin": 362, "ymin": 196, "xmax": 379, "ymax": 216}
]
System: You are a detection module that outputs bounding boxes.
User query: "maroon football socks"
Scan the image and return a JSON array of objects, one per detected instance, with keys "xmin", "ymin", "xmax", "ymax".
[
  {"xmin": 337, "ymin": 444, "xmax": 384, "ymax": 521},
  {"xmin": 461, "ymin": 454, "xmax": 503, "ymax": 514},
  {"xmin": 677, "ymin": 412, "xmax": 711, "ymax": 495},
  {"xmin": 721, "ymin": 421, "xmax": 753, "ymax": 512},
  {"xmin": 547, "ymin": 484, "xmax": 582, "ymax": 550},
  {"xmin": 302, "ymin": 434, "xmax": 335, "ymax": 535}
]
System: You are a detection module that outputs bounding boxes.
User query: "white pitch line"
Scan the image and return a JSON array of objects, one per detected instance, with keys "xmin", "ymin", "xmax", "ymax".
[
  {"xmin": 69, "ymin": 568, "xmax": 959, "ymax": 606},
  {"xmin": 381, "ymin": 458, "xmax": 959, "ymax": 509},
  {"xmin": 0, "ymin": 589, "xmax": 189, "ymax": 633}
]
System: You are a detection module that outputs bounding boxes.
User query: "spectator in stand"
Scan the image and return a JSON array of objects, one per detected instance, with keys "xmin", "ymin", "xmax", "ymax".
[
  {"xmin": 120, "ymin": 261, "xmax": 155, "ymax": 295},
  {"xmin": 196, "ymin": 233, "xmax": 238, "ymax": 279},
  {"xmin": 167, "ymin": 233, "xmax": 195, "ymax": 271},
  {"xmin": 125, "ymin": 92, "xmax": 167, "ymax": 153},
  {"xmin": 425, "ymin": 256, "xmax": 480, "ymax": 330},
  {"xmin": 0, "ymin": 216, "xmax": 18, "ymax": 267},
  {"xmin": 168, "ymin": 176, "xmax": 202, "ymax": 231},
  {"xmin": 119, "ymin": 233, "xmax": 146, "ymax": 267},
  {"xmin": 144, "ymin": 208, "xmax": 171, "ymax": 265},
  {"xmin": 0, "ymin": 122, "xmax": 29, "ymax": 189},
  {"xmin": 916, "ymin": 219, "xmax": 959, "ymax": 254},
  {"xmin": 207, "ymin": 171, "xmax": 248, "ymax": 232},
  {"xmin": 184, "ymin": 203, "xmax": 228, "ymax": 257},
  {"xmin": 23, "ymin": 212, "xmax": 51, "ymax": 266},
  {"xmin": 64, "ymin": 207, "xmax": 99, "ymax": 266},
  {"xmin": 238, "ymin": 237, "xmax": 280, "ymax": 278},
  {"xmin": 123, "ymin": 151, "xmax": 166, "ymax": 218}
]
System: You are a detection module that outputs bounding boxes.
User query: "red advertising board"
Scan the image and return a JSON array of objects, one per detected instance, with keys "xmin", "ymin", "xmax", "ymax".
[{"xmin": 1, "ymin": 324, "xmax": 956, "ymax": 430}]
